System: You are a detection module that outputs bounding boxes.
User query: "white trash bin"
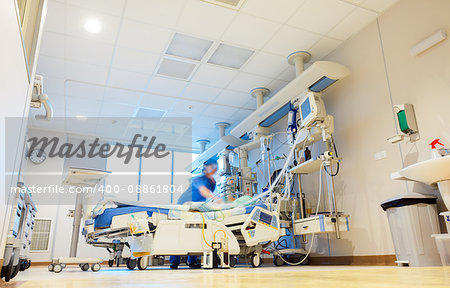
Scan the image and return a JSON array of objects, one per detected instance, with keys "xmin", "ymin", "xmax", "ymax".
[
  {"xmin": 431, "ymin": 234, "xmax": 450, "ymax": 266},
  {"xmin": 381, "ymin": 193, "xmax": 442, "ymax": 267},
  {"xmin": 439, "ymin": 212, "xmax": 450, "ymax": 233}
]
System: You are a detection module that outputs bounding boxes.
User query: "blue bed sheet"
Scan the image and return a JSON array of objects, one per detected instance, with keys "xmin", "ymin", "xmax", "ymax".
[
  {"xmin": 94, "ymin": 203, "xmax": 267, "ymax": 229},
  {"xmin": 94, "ymin": 206, "xmax": 169, "ymax": 228}
]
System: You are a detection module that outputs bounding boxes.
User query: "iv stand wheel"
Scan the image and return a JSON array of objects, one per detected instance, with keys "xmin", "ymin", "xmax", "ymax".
[
  {"xmin": 48, "ymin": 264, "xmax": 54, "ymax": 272},
  {"xmin": 137, "ymin": 257, "xmax": 148, "ymax": 270},
  {"xmin": 250, "ymin": 254, "xmax": 262, "ymax": 268},
  {"xmin": 126, "ymin": 258, "xmax": 136, "ymax": 270},
  {"xmin": 229, "ymin": 256, "xmax": 237, "ymax": 268},
  {"xmin": 273, "ymin": 256, "xmax": 285, "ymax": 266},
  {"xmin": 108, "ymin": 259, "xmax": 114, "ymax": 267},
  {"xmin": 91, "ymin": 263, "xmax": 101, "ymax": 272},
  {"xmin": 53, "ymin": 264, "xmax": 63, "ymax": 273},
  {"xmin": 80, "ymin": 263, "xmax": 90, "ymax": 271}
]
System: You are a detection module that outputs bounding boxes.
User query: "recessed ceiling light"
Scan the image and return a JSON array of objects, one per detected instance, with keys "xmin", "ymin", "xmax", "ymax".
[
  {"xmin": 76, "ymin": 115, "xmax": 88, "ymax": 120},
  {"xmin": 156, "ymin": 57, "xmax": 197, "ymax": 80},
  {"xmin": 84, "ymin": 19, "xmax": 101, "ymax": 33},
  {"xmin": 208, "ymin": 43, "xmax": 254, "ymax": 69},
  {"xmin": 166, "ymin": 33, "xmax": 213, "ymax": 61}
]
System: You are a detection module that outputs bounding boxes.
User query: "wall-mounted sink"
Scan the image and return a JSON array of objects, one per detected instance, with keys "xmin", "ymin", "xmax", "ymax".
[{"xmin": 391, "ymin": 156, "xmax": 450, "ymax": 210}]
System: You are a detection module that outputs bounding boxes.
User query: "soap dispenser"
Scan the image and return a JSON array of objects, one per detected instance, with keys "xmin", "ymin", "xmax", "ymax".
[{"xmin": 430, "ymin": 139, "xmax": 444, "ymax": 159}]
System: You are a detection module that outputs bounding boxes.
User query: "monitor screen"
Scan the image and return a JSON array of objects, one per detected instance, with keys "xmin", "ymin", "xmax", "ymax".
[
  {"xmin": 300, "ymin": 97, "xmax": 312, "ymax": 120},
  {"xmin": 259, "ymin": 211, "xmax": 272, "ymax": 225}
]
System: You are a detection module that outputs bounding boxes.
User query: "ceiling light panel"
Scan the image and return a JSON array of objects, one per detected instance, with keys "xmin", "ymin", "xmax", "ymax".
[
  {"xmin": 208, "ymin": 44, "xmax": 254, "ymax": 69},
  {"xmin": 156, "ymin": 57, "xmax": 197, "ymax": 80},
  {"xmin": 135, "ymin": 107, "xmax": 167, "ymax": 118},
  {"xmin": 166, "ymin": 33, "xmax": 213, "ymax": 61},
  {"xmin": 201, "ymin": 0, "xmax": 246, "ymax": 10}
]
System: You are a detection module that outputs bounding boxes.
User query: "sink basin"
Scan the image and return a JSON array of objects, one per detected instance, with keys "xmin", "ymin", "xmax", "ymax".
[{"xmin": 391, "ymin": 155, "xmax": 450, "ymax": 210}]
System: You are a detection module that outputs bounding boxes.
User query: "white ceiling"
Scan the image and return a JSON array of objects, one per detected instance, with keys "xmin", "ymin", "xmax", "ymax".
[{"xmin": 33, "ymin": 0, "xmax": 399, "ymax": 151}]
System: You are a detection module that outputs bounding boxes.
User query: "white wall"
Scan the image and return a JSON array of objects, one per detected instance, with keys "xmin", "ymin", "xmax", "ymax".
[
  {"xmin": 248, "ymin": 0, "xmax": 450, "ymax": 257},
  {"xmin": 0, "ymin": 0, "xmax": 37, "ymax": 261}
]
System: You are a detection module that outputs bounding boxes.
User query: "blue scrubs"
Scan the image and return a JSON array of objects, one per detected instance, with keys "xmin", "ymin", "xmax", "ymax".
[{"xmin": 170, "ymin": 174, "xmax": 216, "ymax": 267}]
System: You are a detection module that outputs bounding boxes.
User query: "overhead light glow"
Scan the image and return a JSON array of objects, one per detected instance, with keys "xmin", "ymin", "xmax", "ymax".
[
  {"xmin": 84, "ymin": 19, "xmax": 101, "ymax": 33},
  {"xmin": 76, "ymin": 115, "xmax": 88, "ymax": 121}
]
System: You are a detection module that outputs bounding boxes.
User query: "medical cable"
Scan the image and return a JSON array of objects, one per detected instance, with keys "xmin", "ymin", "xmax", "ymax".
[
  {"xmin": 275, "ymin": 161, "xmax": 325, "ymax": 266},
  {"xmin": 194, "ymin": 211, "xmax": 212, "ymax": 248}
]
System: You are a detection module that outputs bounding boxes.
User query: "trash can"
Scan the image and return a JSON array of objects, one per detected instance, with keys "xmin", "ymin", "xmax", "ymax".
[{"xmin": 381, "ymin": 193, "xmax": 442, "ymax": 266}]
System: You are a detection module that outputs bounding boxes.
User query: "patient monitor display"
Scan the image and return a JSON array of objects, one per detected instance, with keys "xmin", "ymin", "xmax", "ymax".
[{"xmin": 298, "ymin": 92, "xmax": 327, "ymax": 128}]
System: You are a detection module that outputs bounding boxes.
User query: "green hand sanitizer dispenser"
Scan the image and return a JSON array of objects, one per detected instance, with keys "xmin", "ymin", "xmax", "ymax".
[{"xmin": 389, "ymin": 104, "xmax": 419, "ymax": 143}]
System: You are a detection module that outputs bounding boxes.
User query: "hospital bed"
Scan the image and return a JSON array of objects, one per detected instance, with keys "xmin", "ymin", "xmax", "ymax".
[{"xmin": 83, "ymin": 199, "xmax": 281, "ymax": 269}]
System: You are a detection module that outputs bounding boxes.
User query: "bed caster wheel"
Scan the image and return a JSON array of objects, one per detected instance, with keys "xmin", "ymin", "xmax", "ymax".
[
  {"xmin": 91, "ymin": 263, "xmax": 101, "ymax": 272},
  {"xmin": 48, "ymin": 264, "xmax": 54, "ymax": 272},
  {"xmin": 273, "ymin": 256, "xmax": 284, "ymax": 266},
  {"xmin": 108, "ymin": 259, "xmax": 114, "ymax": 267},
  {"xmin": 137, "ymin": 257, "xmax": 148, "ymax": 270},
  {"xmin": 126, "ymin": 258, "xmax": 136, "ymax": 270},
  {"xmin": 229, "ymin": 256, "xmax": 237, "ymax": 267},
  {"xmin": 80, "ymin": 263, "xmax": 90, "ymax": 271},
  {"xmin": 53, "ymin": 264, "xmax": 63, "ymax": 273},
  {"xmin": 251, "ymin": 254, "xmax": 262, "ymax": 268}
]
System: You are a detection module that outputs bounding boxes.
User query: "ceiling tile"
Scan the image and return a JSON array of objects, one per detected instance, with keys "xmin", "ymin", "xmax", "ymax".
[
  {"xmin": 181, "ymin": 83, "xmax": 221, "ymax": 102},
  {"xmin": 104, "ymin": 87, "xmax": 142, "ymax": 106},
  {"xmin": 124, "ymin": 0, "xmax": 186, "ymax": 29},
  {"xmin": 176, "ymin": 0, "xmax": 236, "ymax": 39},
  {"xmin": 266, "ymin": 79, "xmax": 289, "ymax": 94},
  {"xmin": 65, "ymin": 96, "xmax": 102, "ymax": 113},
  {"xmin": 191, "ymin": 64, "xmax": 238, "ymax": 89},
  {"xmin": 65, "ymin": 36, "xmax": 114, "ymax": 66},
  {"xmin": 112, "ymin": 47, "xmax": 160, "ymax": 74},
  {"xmin": 202, "ymin": 104, "xmax": 237, "ymax": 119},
  {"xmin": 107, "ymin": 69, "xmax": 151, "ymax": 91},
  {"xmin": 243, "ymin": 98, "xmax": 257, "ymax": 110},
  {"xmin": 139, "ymin": 94, "xmax": 176, "ymax": 111},
  {"xmin": 36, "ymin": 55, "xmax": 65, "ymax": 78},
  {"xmin": 117, "ymin": 19, "xmax": 173, "ymax": 53},
  {"xmin": 242, "ymin": 51, "xmax": 289, "ymax": 78},
  {"xmin": 229, "ymin": 108, "xmax": 252, "ymax": 122},
  {"xmin": 226, "ymin": 72, "xmax": 272, "ymax": 93},
  {"xmin": 147, "ymin": 76, "xmax": 187, "ymax": 97},
  {"xmin": 192, "ymin": 126, "xmax": 217, "ymax": 138},
  {"xmin": 65, "ymin": 81, "xmax": 105, "ymax": 101},
  {"xmin": 222, "ymin": 14, "xmax": 281, "ymax": 50},
  {"xmin": 214, "ymin": 90, "xmax": 252, "ymax": 107},
  {"xmin": 65, "ymin": 5, "xmax": 121, "ymax": 44},
  {"xmin": 171, "ymin": 99, "xmax": 208, "ymax": 115},
  {"xmin": 240, "ymin": 0, "xmax": 306, "ymax": 23},
  {"xmin": 66, "ymin": 0, "xmax": 126, "ymax": 16},
  {"xmin": 100, "ymin": 102, "xmax": 137, "ymax": 117},
  {"xmin": 262, "ymin": 25, "xmax": 321, "ymax": 57},
  {"xmin": 361, "ymin": 0, "xmax": 399, "ymax": 12},
  {"xmin": 66, "ymin": 61, "xmax": 109, "ymax": 84},
  {"xmin": 328, "ymin": 8, "xmax": 377, "ymax": 40},
  {"xmin": 42, "ymin": 76, "xmax": 66, "ymax": 96},
  {"xmin": 44, "ymin": 0, "xmax": 65, "ymax": 34},
  {"xmin": 276, "ymin": 66, "xmax": 296, "ymax": 82},
  {"xmin": 287, "ymin": 0, "xmax": 354, "ymax": 35},
  {"xmin": 309, "ymin": 37, "xmax": 343, "ymax": 60},
  {"xmin": 39, "ymin": 32, "xmax": 65, "ymax": 58}
]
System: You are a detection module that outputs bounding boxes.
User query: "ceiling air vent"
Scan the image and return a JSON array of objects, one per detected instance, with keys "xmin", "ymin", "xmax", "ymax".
[
  {"xmin": 156, "ymin": 57, "xmax": 197, "ymax": 80},
  {"xmin": 201, "ymin": 0, "xmax": 245, "ymax": 10},
  {"xmin": 135, "ymin": 107, "xmax": 167, "ymax": 119}
]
